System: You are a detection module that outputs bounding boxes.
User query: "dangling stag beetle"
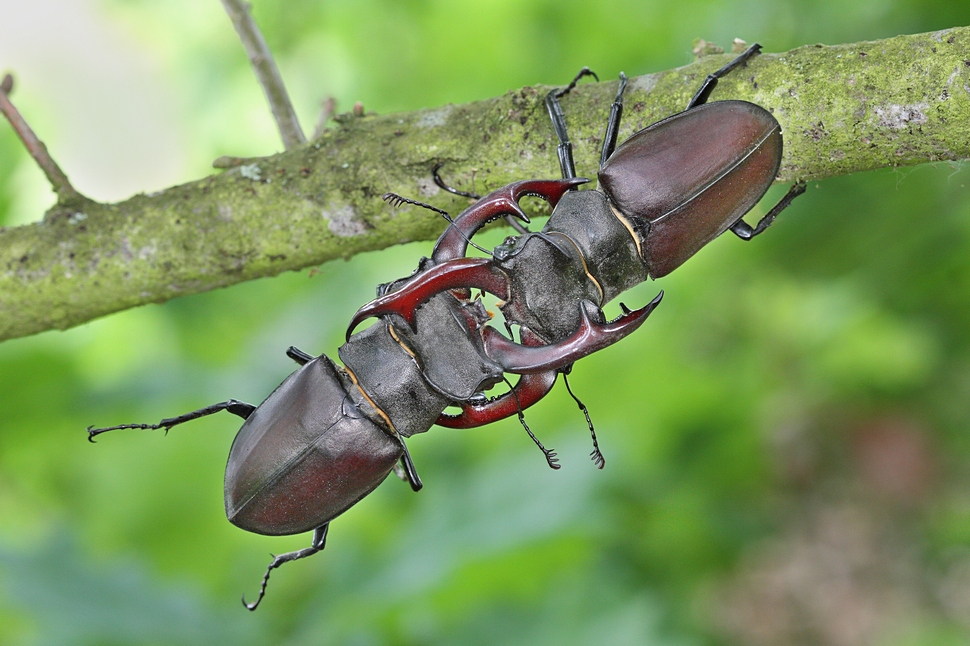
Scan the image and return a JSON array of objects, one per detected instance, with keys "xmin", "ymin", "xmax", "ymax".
[{"xmin": 88, "ymin": 44, "xmax": 806, "ymax": 609}]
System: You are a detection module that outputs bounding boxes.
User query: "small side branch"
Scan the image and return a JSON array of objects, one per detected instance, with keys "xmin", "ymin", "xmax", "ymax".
[
  {"xmin": 219, "ymin": 0, "xmax": 306, "ymax": 150},
  {"xmin": 0, "ymin": 73, "xmax": 87, "ymax": 205}
]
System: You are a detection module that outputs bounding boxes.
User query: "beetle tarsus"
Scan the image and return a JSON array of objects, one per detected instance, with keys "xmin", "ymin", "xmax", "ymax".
[
  {"xmin": 687, "ymin": 42, "xmax": 763, "ymax": 109},
  {"xmin": 86, "ymin": 399, "xmax": 256, "ymax": 443},
  {"xmin": 545, "ymin": 66, "xmax": 601, "ymax": 179},
  {"xmin": 730, "ymin": 180, "xmax": 807, "ymax": 240},
  {"xmin": 243, "ymin": 524, "xmax": 329, "ymax": 611}
]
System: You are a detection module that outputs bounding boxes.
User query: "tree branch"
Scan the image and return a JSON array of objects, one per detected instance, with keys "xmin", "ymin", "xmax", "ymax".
[
  {"xmin": 0, "ymin": 74, "xmax": 90, "ymax": 206},
  {"xmin": 220, "ymin": 0, "xmax": 306, "ymax": 149},
  {"xmin": 1, "ymin": 27, "xmax": 968, "ymax": 342}
]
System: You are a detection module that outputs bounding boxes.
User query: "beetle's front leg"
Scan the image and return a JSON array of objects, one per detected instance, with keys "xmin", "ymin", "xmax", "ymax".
[{"xmin": 243, "ymin": 524, "xmax": 329, "ymax": 611}]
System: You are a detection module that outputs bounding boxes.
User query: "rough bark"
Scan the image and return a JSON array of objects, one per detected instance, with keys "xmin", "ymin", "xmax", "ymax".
[{"xmin": 1, "ymin": 27, "xmax": 969, "ymax": 342}]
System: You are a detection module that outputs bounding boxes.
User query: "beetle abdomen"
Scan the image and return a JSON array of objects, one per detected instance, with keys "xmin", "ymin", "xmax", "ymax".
[
  {"xmin": 224, "ymin": 355, "xmax": 402, "ymax": 536},
  {"xmin": 599, "ymin": 100, "xmax": 782, "ymax": 278}
]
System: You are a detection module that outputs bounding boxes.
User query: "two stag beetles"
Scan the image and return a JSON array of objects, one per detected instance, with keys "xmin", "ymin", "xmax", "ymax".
[{"xmin": 89, "ymin": 44, "xmax": 806, "ymax": 609}]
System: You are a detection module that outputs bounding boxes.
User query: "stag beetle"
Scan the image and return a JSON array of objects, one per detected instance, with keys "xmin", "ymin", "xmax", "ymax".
[{"xmin": 88, "ymin": 43, "xmax": 805, "ymax": 609}]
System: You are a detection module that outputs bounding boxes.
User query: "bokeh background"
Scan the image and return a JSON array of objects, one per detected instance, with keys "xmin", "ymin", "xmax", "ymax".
[{"xmin": 2, "ymin": 0, "xmax": 970, "ymax": 644}]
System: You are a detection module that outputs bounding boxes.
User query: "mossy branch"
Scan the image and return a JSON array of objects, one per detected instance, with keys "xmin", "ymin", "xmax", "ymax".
[{"xmin": 1, "ymin": 27, "xmax": 969, "ymax": 342}]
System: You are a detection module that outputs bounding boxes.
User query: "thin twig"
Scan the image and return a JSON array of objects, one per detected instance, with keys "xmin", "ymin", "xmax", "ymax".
[
  {"xmin": 0, "ymin": 73, "xmax": 86, "ymax": 204},
  {"xmin": 212, "ymin": 155, "xmax": 261, "ymax": 169},
  {"xmin": 219, "ymin": 0, "xmax": 306, "ymax": 149},
  {"xmin": 312, "ymin": 96, "xmax": 336, "ymax": 139}
]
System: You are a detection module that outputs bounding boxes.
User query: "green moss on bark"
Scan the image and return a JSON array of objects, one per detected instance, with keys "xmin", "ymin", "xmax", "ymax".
[{"xmin": 1, "ymin": 27, "xmax": 968, "ymax": 341}]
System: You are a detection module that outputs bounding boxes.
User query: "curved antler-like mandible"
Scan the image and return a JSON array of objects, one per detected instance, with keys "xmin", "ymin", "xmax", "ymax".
[
  {"xmin": 436, "ymin": 327, "xmax": 557, "ymax": 428},
  {"xmin": 432, "ymin": 178, "xmax": 588, "ymax": 262},
  {"xmin": 483, "ymin": 293, "xmax": 663, "ymax": 373},
  {"xmin": 346, "ymin": 257, "xmax": 510, "ymax": 340}
]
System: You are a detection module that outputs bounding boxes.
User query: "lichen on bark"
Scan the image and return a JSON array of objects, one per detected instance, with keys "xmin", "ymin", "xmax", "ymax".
[{"xmin": 1, "ymin": 27, "xmax": 968, "ymax": 342}]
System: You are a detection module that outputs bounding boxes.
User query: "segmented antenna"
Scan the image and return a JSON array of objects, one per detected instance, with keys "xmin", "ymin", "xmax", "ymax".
[
  {"xmin": 504, "ymin": 376, "xmax": 559, "ymax": 469},
  {"xmin": 381, "ymin": 192, "xmax": 493, "ymax": 256}
]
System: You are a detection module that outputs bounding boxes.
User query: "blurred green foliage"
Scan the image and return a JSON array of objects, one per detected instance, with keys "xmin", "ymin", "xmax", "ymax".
[{"xmin": 1, "ymin": 0, "xmax": 969, "ymax": 644}]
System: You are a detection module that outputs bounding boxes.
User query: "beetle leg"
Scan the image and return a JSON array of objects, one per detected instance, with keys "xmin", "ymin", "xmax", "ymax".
[
  {"xmin": 730, "ymin": 181, "xmax": 806, "ymax": 240},
  {"xmin": 286, "ymin": 346, "xmax": 313, "ymax": 365},
  {"xmin": 483, "ymin": 292, "xmax": 663, "ymax": 373},
  {"xmin": 86, "ymin": 399, "xmax": 256, "ymax": 443},
  {"xmin": 346, "ymin": 257, "xmax": 511, "ymax": 340},
  {"xmin": 432, "ymin": 162, "xmax": 482, "ymax": 200},
  {"xmin": 432, "ymin": 162, "xmax": 530, "ymax": 235},
  {"xmin": 395, "ymin": 435, "xmax": 423, "ymax": 491},
  {"xmin": 687, "ymin": 43, "xmax": 762, "ymax": 110},
  {"xmin": 436, "ymin": 327, "xmax": 557, "ymax": 428},
  {"xmin": 561, "ymin": 370, "xmax": 604, "ymax": 469},
  {"xmin": 599, "ymin": 72, "xmax": 628, "ymax": 167},
  {"xmin": 243, "ymin": 524, "xmax": 329, "ymax": 611},
  {"xmin": 432, "ymin": 178, "xmax": 588, "ymax": 262},
  {"xmin": 499, "ymin": 376, "xmax": 560, "ymax": 470},
  {"xmin": 545, "ymin": 67, "xmax": 599, "ymax": 179}
]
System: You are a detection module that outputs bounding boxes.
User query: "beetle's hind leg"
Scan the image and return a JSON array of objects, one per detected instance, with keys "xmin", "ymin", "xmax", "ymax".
[
  {"xmin": 686, "ymin": 42, "xmax": 762, "ymax": 110},
  {"xmin": 730, "ymin": 181, "xmax": 807, "ymax": 240},
  {"xmin": 86, "ymin": 399, "xmax": 256, "ymax": 442},
  {"xmin": 243, "ymin": 524, "xmax": 329, "ymax": 611}
]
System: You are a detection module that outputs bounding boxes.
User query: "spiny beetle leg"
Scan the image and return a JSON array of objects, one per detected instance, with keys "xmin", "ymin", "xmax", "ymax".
[
  {"xmin": 432, "ymin": 178, "xmax": 588, "ymax": 262},
  {"xmin": 346, "ymin": 257, "xmax": 511, "ymax": 340},
  {"xmin": 436, "ymin": 327, "xmax": 557, "ymax": 428},
  {"xmin": 483, "ymin": 292, "xmax": 664, "ymax": 373},
  {"xmin": 243, "ymin": 524, "xmax": 328, "ymax": 611}
]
